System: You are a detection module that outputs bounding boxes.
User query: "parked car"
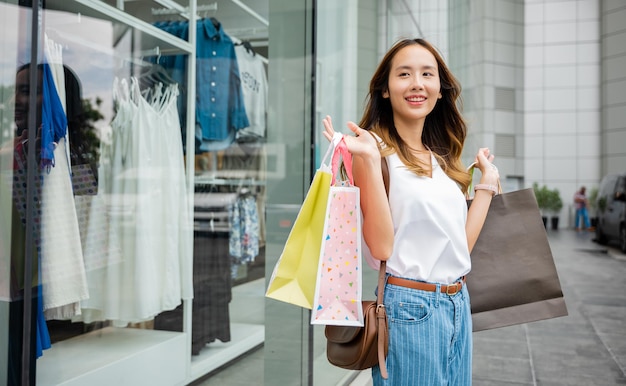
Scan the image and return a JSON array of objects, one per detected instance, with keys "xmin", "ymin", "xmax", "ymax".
[{"xmin": 595, "ymin": 172, "xmax": 626, "ymax": 252}]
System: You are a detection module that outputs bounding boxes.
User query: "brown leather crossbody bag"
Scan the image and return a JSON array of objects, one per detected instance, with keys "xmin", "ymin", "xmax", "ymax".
[{"xmin": 324, "ymin": 261, "xmax": 388, "ymax": 379}]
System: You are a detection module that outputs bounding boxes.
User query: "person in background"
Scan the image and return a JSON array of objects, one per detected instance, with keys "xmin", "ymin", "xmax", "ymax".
[
  {"xmin": 573, "ymin": 186, "xmax": 593, "ymax": 231},
  {"xmin": 323, "ymin": 38, "xmax": 499, "ymax": 385}
]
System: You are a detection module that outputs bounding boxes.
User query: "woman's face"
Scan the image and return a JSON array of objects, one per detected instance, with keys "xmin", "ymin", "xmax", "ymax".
[
  {"xmin": 14, "ymin": 67, "xmax": 43, "ymax": 132},
  {"xmin": 383, "ymin": 44, "xmax": 442, "ymax": 127}
]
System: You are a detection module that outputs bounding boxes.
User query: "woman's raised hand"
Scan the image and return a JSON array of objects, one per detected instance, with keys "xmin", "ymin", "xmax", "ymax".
[
  {"xmin": 474, "ymin": 147, "xmax": 499, "ymax": 186},
  {"xmin": 322, "ymin": 115, "xmax": 379, "ymax": 159}
]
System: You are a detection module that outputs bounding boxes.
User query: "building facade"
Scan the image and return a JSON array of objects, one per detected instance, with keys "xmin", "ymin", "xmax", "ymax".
[{"xmin": 1, "ymin": 1, "xmax": 624, "ymax": 385}]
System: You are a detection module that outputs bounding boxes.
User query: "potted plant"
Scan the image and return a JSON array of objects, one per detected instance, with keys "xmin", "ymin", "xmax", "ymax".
[
  {"xmin": 547, "ymin": 188, "xmax": 563, "ymax": 230},
  {"xmin": 533, "ymin": 183, "xmax": 550, "ymax": 228}
]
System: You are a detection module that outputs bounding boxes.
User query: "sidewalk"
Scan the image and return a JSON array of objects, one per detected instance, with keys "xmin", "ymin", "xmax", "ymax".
[{"xmin": 471, "ymin": 229, "xmax": 626, "ymax": 385}]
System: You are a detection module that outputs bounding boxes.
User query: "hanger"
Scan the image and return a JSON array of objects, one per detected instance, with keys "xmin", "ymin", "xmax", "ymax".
[
  {"xmin": 243, "ymin": 41, "xmax": 255, "ymax": 56},
  {"xmin": 235, "ymin": 40, "xmax": 256, "ymax": 56},
  {"xmin": 137, "ymin": 57, "xmax": 176, "ymax": 90},
  {"xmin": 209, "ymin": 16, "xmax": 220, "ymax": 29}
]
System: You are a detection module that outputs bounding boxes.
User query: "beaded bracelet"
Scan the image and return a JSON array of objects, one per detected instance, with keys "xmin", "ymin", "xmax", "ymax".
[{"xmin": 474, "ymin": 184, "xmax": 498, "ymax": 197}]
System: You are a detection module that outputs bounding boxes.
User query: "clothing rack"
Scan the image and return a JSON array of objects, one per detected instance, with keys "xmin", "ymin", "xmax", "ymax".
[
  {"xmin": 230, "ymin": 0, "xmax": 268, "ymax": 26},
  {"xmin": 151, "ymin": 1, "xmax": 217, "ymax": 19},
  {"xmin": 151, "ymin": 1, "xmax": 267, "ymax": 26},
  {"xmin": 227, "ymin": 27, "xmax": 269, "ymax": 50}
]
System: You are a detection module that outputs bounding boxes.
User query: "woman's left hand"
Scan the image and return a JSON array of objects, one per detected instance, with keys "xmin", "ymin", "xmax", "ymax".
[{"xmin": 474, "ymin": 148, "xmax": 499, "ymax": 185}]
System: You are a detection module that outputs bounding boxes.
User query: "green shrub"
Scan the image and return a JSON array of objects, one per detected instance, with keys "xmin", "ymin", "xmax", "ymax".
[{"xmin": 547, "ymin": 188, "xmax": 563, "ymax": 214}]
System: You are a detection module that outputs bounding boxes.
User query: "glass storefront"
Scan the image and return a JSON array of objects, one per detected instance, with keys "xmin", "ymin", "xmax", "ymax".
[
  {"xmin": 2, "ymin": 0, "xmax": 382, "ymax": 385},
  {"xmin": 0, "ymin": 0, "xmax": 275, "ymax": 385}
]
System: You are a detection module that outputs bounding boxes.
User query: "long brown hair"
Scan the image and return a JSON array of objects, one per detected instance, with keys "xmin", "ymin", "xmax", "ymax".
[{"xmin": 359, "ymin": 38, "xmax": 470, "ymax": 192}]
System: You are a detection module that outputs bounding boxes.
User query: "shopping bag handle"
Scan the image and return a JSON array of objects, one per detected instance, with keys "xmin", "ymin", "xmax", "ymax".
[
  {"xmin": 321, "ymin": 131, "xmax": 343, "ymax": 167},
  {"xmin": 466, "ymin": 161, "xmax": 502, "ymax": 198},
  {"xmin": 331, "ymin": 137, "xmax": 354, "ymax": 186}
]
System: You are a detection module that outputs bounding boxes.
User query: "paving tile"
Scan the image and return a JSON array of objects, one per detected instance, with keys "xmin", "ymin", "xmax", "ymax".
[{"xmin": 472, "ymin": 355, "xmax": 533, "ymax": 384}]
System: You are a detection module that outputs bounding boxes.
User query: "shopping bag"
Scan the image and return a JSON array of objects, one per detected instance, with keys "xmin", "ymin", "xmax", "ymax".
[
  {"xmin": 265, "ymin": 136, "xmax": 339, "ymax": 309},
  {"xmin": 467, "ymin": 181, "xmax": 568, "ymax": 331},
  {"xmin": 311, "ymin": 138, "xmax": 363, "ymax": 326}
]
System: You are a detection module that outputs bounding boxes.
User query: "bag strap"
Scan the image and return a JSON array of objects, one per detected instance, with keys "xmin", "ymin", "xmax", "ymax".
[
  {"xmin": 376, "ymin": 260, "xmax": 388, "ymax": 379},
  {"xmin": 331, "ymin": 138, "xmax": 354, "ymax": 186},
  {"xmin": 376, "ymin": 155, "xmax": 389, "ymax": 378}
]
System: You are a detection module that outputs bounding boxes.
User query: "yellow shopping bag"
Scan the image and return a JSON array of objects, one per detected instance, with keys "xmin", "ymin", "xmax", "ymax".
[{"xmin": 265, "ymin": 135, "xmax": 340, "ymax": 309}]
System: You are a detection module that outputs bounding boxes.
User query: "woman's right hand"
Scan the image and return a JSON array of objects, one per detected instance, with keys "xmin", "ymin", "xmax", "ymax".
[{"xmin": 322, "ymin": 115, "xmax": 379, "ymax": 159}]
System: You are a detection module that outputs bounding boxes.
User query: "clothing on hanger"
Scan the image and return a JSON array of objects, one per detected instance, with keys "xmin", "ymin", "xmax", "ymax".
[{"xmin": 153, "ymin": 18, "xmax": 249, "ymax": 152}]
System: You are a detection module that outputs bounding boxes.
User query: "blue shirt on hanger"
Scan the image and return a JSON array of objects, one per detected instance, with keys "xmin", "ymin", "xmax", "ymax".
[
  {"xmin": 196, "ymin": 18, "xmax": 249, "ymax": 144},
  {"xmin": 154, "ymin": 18, "xmax": 249, "ymax": 150}
]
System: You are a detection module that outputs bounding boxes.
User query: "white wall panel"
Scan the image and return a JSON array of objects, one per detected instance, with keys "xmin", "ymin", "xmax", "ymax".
[
  {"xmin": 546, "ymin": 158, "xmax": 577, "ymax": 180},
  {"xmin": 603, "ymin": 32, "xmax": 626, "ymax": 57},
  {"xmin": 577, "ymin": 134, "xmax": 601, "ymax": 157},
  {"xmin": 544, "ymin": 111, "xmax": 576, "ymax": 134},
  {"xmin": 524, "ymin": 112, "xmax": 545, "ymax": 134},
  {"xmin": 525, "ymin": 159, "xmax": 544, "ymax": 183},
  {"xmin": 525, "ymin": 89, "xmax": 545, "ymax": 111},
  {"xmin": 576, "ymin": 64, "xmax": 601, "ymax": 87},
  {"xmin": 606, "ymin": 131, "xmax": 626, "ymax": 155},
  {"xmin": 605, "ymin": 55, "xmax": 626, "ymax": 81},
  {"xmin": 576, "ymin": 42, "xmax": 600, "ymax": 64},
  {"xmin": 577, "ymin": 20, "xmax": 600, "ymax": 41},
  {"xmin": 544, "ymin": 44, "xmax": 576, "ymax": 65},
  {"xmin": 494, "ymin": 41, "xmax": 517, "ymax": 64},
  {"xmin": 544, "ymin": 89, "xmax": 577, "ymax": 110},
  {"xmin": 525, "ymin": 23, "xmax": 544, "ymax": 45},
  {"xmin": 576, "ymin": 111, "xmax": 601, "ymax": 134},
  {"xmin": 494, "ymin": 20, "xmax": 517, "ymax": 43},
  {"xmin": 576, "ymin": 87, "xmax": 600, "ymax": 112},
  {"xmin": 525, "ymin": 45, "xmax": 544, "ymax": 66},
  {"xmin": 494, "ymin": 65, "xmax": 517, "ymax": 87},
  {"xmin": 545, "ymin": 135, "xmax": 577, "ymax": 157},
  {"xmin": 525, "ymin": 67, "xmax": 545, "ymax": 88},
  {"xmin": 525, "ymin": 135, "xmax": 545, "ymax": 158},
  {"xmin": 545, "ymin": 22, "xmax": 577, "ymax": 44},
  {"xmin": 494, "ymin": 111, "xmax": 516, "ymax": 133},
  {"xmin": 605, "ymin": 105, "xmax": 626, "ymax": 131},
  {"xmin": 525, "ymin": 2, "xmax": 544, "ymax": 24},
  {"xmin": 544, "ymin": 66, "xmax": 576, "ymax": 88},
  {"xmin": 544, "ymin": 1, "xmax": 576, "ymax": 22},
  {"xmin": 605, "ymin": 78, "xmax": 626, "ymax": 105}
]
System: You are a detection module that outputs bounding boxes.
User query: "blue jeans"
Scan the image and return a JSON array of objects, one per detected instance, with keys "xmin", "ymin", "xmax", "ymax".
[
  {"xmin": 372, "ymin": 277, "xmax": 472, "ymax": 386},
  {"xmin": 575, "ymin": 207, "xmax": 591, "ymax": 229}
]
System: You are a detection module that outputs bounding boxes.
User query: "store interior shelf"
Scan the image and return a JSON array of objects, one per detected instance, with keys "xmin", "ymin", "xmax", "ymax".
[
  {"xmin": 37, "ymin": 327, "xmax": 188, "ymax": 386},
  {"xmin": 190, "ymin": 323, "xmax": 264, "ymax": 381},
  {"xmin": 45, "ymin": 0, "xmax": 193, "ymax": 55}
]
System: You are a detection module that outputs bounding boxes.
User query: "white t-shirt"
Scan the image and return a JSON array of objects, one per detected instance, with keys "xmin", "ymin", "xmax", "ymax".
[
  {"xmin": 363, "ymin": 151, "xmax": 471, "ymax": 284},
  {"xmin": 234, "ymin": 45, "xmax": 268, "ymax": 140}
]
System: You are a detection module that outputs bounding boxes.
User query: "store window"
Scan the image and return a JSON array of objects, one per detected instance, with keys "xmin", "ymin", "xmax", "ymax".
[
  {"xmin": 1, "ymin": 3, "xmax": 43, "ymax": 385},
  {"xmin": 310, "ymin": 1, "xmax": 380, "ymax": 385},
  {"xmin": 1, "ymin": 1, "xmax": 274, "ymax": 385}
]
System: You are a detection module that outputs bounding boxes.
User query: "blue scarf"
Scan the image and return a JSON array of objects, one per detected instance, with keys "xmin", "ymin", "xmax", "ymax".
[{"xmin": 40, "ymin": 62, "xmax": 67, "ymax": 170}]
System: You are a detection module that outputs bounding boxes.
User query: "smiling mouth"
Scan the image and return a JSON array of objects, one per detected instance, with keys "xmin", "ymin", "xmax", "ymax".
[{"xmin": 406, "ymin": 96, "xmax": 426, "ymax": 102}]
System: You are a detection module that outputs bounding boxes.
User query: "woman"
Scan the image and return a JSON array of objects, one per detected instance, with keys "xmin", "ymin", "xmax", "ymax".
[
  {"xmin": 573, "ymin": 186, "xmax": 592, "ymax": 231},
  {"xmin": 323, "ymin": 38, "xmax": 499, "ymax": 385}
]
